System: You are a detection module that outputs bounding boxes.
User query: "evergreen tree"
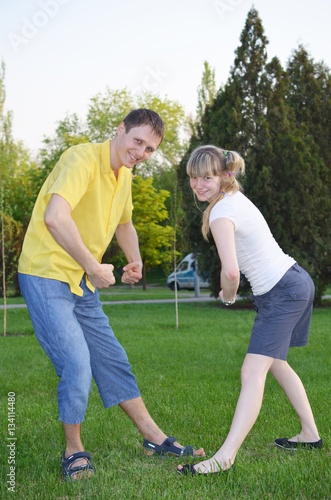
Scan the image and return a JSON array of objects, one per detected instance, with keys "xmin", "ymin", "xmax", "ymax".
[
  {"xmin": 192, "ymin": 61, "xmax": 217, "ymax": 137},
  {"xmin": 178, "ymin": 7, "xmax": 330, "ymax": 303},
  {"xmin": 286, "ymin": 47, "xmax": 331, "ymax": 296},
  {"xmin": 178, "ymin": 7, "xmax": 271, "ymax": 293}
]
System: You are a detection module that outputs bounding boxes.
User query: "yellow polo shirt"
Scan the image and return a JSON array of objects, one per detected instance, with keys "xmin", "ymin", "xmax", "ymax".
[{"xmin": 18, "ymin": 139, "xmax": 133, "ymax": 296}]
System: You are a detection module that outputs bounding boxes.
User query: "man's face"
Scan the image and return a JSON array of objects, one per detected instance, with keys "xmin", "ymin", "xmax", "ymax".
[{"xmin": 114, "ymin": 123, "xmax": 161, "ymax": 170}]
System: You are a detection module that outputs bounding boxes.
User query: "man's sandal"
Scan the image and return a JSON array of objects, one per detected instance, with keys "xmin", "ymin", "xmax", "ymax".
[
  {"xmin": 62, "ymin": 451, "xmax": 95, "ymax": 482},
  {"xmin": 143, "ymin": 436, "xmax": 205, "ymax": 458}
]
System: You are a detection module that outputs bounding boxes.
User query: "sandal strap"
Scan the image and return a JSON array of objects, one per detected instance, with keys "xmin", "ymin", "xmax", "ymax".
[
  {"xmin": 177, "ymin": 464, "xmax": 197, "ymax": 476},
  {"xmin": 62, "ymin": 451, "xmax": 95, "ymax": 481},
  {"xmin": 62, "ymin": 451, "xmax": 91, "ymax": 465},
  {"xmin": 143, "ymin": 436, "xmax": 194, "ymax": 457}
]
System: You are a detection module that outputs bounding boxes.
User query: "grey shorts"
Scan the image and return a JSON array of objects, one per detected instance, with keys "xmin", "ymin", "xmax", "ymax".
[{"xmin": 247, "ymin": 263, "xmax": 315, "ymax": 361}]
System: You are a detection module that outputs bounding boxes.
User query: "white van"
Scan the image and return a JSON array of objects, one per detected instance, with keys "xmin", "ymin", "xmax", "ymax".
[{"xmin": 166, "ymin": 253, "xmax": 210, "ymax": 290}]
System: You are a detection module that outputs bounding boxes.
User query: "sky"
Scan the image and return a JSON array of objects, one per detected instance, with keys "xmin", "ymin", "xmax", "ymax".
[{"xmin": 1, "ymin": 0, "xmax": 330, "ymax": 154}]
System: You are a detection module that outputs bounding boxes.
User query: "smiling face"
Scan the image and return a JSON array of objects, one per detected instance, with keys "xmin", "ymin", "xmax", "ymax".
[
  {"xmin": 189, "ymin": 174, "xmax": 223, "ymax": 202},
  {"xmin": 111, "ymin": 123, "xmax": 161, "ymax": 172}
]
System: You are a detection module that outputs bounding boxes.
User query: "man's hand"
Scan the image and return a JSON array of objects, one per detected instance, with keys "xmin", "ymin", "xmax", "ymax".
[
  {"xmin": 121, "ymin": 261, "xmax": 143, "ymax": 284},
  {"xmin": 87, "ymin": 263, "xmax": 116, "ymax": 289}
]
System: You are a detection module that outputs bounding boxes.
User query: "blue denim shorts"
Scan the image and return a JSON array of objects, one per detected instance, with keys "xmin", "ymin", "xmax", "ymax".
[
  {"xmin": 18, "ymin": 273, "xmax": 140, "ymax": 424},
  {"xmin": 247, "ymin": 264, "xmax": 315, "ymax": 361}
]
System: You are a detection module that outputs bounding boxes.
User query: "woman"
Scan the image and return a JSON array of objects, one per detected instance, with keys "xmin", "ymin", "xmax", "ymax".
[{"xmin": 178, "ymin": 145, "xmax": 323, "ymax": 476}]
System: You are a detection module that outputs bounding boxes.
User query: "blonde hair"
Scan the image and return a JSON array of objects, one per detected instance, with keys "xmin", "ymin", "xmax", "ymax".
[{"xmin": 186, "ymin": 145, "xmax": 245, "ymax": 239}]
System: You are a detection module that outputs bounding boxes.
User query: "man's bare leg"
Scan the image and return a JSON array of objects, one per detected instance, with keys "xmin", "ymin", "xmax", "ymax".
[
  {"xmin": 63, "ymin": 396, "xmax": 204, "ymax": 479},
  {"xmin": 63, "ymin": 423, "xmax": 92, "ymax": 481},
  {"xmin": 119, "ymin": 396, "xmax": 205, "ymax": 456}
]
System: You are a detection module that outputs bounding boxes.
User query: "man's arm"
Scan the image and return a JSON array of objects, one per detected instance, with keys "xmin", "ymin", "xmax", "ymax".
[
  {"xmin": 44, "ymin": 194, "xmax": 115, "ymax": 289},
  {"xmin": 115, "ymin": 221, "xmax": 143, "ymax": 284},
  {"xmin": 210, "ymin": 217, "xmax": 240, "ymax": 302}
]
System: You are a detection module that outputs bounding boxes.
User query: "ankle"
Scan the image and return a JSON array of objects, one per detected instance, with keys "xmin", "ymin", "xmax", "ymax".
[
  {"xmin": 212, "ymin": 452, "xmax": 236, "ymax": 471},
  {"xmin": 65, "ymin": 447, "xmax": 85, "ymax": 459},
  {"xmin": 293, "ymin": 431, "xmax": 320, "ymax": 443}
]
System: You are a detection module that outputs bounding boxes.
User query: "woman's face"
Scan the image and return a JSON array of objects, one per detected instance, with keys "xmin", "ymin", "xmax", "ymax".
[{"xmin": 189, "ymin": 174, "xmax": 223, "ymax": 202}]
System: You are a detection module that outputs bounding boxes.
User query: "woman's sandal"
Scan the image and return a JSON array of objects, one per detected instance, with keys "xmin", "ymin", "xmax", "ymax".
[
  {"xmin": 143, "ymin": 436, "xmax": 205, "ymax": 458},
  {"xmin": 274, "ymin": 437, "xmax": 323, "ymax": 450},
  {"xmin": 62, "ymin": 451, "xmax": 95, "ymax": 482}
]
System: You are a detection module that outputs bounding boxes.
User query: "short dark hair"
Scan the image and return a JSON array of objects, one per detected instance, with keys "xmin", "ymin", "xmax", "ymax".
[{"xmin": 123, "ymin": 108, "xmax": 165, "ymax": 143}]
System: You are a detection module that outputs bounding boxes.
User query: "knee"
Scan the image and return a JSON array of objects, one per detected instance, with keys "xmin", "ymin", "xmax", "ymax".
[
  {"xmin": 241, "ymin": 363, "xmax": 253, "ymax": 386},
  {"xmin": 269, "ymin": 359, "xmax": 288, "ymax": 378},
  {"xmin": 58, "ymin": 362, "xmax": 92, "ymax": 404},
  {"xmin": 67, "ymin": 359, "xmax": 92, "ymax": 386},
  {"xmin": 240, "ymin": 362, "xmax": 268, "ymax": 387}
]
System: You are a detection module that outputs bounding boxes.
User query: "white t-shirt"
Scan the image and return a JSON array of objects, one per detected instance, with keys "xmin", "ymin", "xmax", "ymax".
[{"xmin": 209, "ymin": 191, "xmax": 295, "ymax": 296}]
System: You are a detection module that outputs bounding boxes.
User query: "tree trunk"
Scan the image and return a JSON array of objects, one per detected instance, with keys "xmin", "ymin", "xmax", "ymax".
[
  {"xmin": 1, "ymin": 194, "xmax": 6, "ymax": 336},
  {"xmin": 142, "ymin": 262, "xmax": 147, "ymax": 291}
]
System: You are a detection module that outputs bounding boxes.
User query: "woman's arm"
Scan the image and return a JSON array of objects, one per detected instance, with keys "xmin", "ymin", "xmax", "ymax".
[{"xmin": 210, "ymin": 217, "xmax": 240, "ymax": 303}]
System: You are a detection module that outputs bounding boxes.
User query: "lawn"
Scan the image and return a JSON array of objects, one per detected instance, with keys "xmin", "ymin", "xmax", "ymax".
[
  {"xmin": 0, "ymin": 302, "xmax": 330, "ymax": 499},
  {"xmin": 0, "ymin": 285, "xmax": 211, "ymax": 306}
]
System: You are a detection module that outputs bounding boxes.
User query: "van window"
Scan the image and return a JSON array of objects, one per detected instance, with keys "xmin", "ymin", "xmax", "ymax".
[{"xmin": 178, "ymin": 262, "xmax": 188, "ymax": 272}]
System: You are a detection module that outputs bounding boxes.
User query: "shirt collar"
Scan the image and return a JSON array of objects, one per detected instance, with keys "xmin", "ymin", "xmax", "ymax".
[{"xmin": 101, "ymin": 139, "xmax": 112, "ymax": 173}]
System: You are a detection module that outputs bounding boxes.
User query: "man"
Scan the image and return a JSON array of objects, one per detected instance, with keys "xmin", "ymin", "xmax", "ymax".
[{"xmin": 18, "ymin": 109, "xmax": 204, "ymax": 481}]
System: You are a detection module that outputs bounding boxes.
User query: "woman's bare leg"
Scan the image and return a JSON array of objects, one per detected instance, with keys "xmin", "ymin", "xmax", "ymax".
[
  {"xmin": 269, "ymin": 359, "xmax": 320, "ymax": 442},
  {"xmin": 180, "ymin": 354, "xmax": 274, "ymax": 474}
]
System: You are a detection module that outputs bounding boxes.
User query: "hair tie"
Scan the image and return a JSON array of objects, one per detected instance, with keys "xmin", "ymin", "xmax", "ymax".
[
  {"xmin": 229, "ymin": 172, "xmax": 234, "ymax": 176},
  {"xmin": 224, "ymin": 150, "xmax": 228, "ymax": 156},
  {"xmin": 220, "ymin": 191, "xmax": 225, "ymax": 195}
]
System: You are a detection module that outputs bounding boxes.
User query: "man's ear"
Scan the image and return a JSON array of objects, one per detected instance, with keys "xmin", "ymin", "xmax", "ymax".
[{"xmin": 116, "ymin": 122, "xmax": 126, "ymax": 136}]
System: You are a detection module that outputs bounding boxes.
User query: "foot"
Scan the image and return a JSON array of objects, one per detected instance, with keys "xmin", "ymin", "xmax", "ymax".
[
  {"xmin": 177, "ymin": 455, "xmax": 232, "ymax": 475},
  {"xmin": 144, "ymin": 436, "xmax": 205, "ymax": 457},
  {"xmin": 63, "ymin": 451, "xmax": 95, "ymax": 481},
  {"xmin": 167, "ymin": 439, "xmax": 205, "ymax": 457},
  {"xmin": 286, "ymin": 431, "xmax": 321, "ymax": 443},
  {"xmin": 274, "ymin": 437, "xmax": 323, "ymax": 450}
]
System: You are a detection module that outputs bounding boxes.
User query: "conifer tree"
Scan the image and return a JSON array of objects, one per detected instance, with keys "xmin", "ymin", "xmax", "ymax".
[
  {"xmin": 178, "ymin": 7, "xmax": 330, "ymax": 303},
  {"xmin": 286, "ymin": 47, "xmax": 331, "ymax": 296}
]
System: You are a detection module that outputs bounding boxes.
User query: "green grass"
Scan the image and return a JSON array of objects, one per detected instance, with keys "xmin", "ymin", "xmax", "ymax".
[
  {"xmin": 0, "ymin": 285, "xmax": 211, "ymax": 306},
  {"xmin": 0, "ymin": 296, "xmax": 26, "ymax": 305},
  {"xmin": 0, "ymin": 303, "xmax": 330, "ymax": 499},
  {"xmin": 99, "ymin": 286, "xmax": 210, "ymax": 302}
]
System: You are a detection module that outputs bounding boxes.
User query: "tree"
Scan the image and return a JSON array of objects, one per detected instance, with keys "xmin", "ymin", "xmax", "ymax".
[
  {"xmin": 86, "ymin": 88, "xmax": 134, "ymax": 142},
  {"xmin": 197, "ymin": 61, "xmax": 217, "ymax": 120},
  {"xmin": 178, "ymin": 7, "xmax": 330, "ymax": 303},
  {"xmin": 190, "ymin": 61, "xmax": 217, "ymax": 138},
  {"xmin": 0, "ymin": 62, "xmax": 35, "ymax": 335},
  {"xmin": 131, "ymin": 175, "xmax": 174, "ymax": 290},
  {"xmin": 287, "ymin": 46, "xmax": 331, "ymax": 164},
  {"xmin": 0, "ymin": 213, "xmax": 24, "ymax": 297},
  {"xmin": 285, "ymin": 47, "xmax": 331, "ymax": 297}
]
